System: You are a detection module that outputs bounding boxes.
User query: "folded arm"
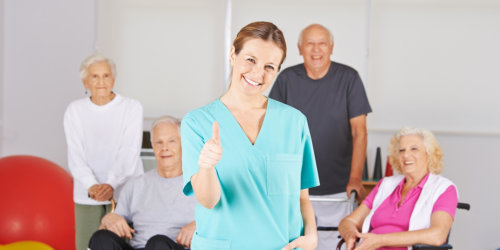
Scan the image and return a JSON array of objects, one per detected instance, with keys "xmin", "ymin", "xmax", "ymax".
[{"xmin": 355, "ymin": 211, "xmax": 453, "ymax": 249}]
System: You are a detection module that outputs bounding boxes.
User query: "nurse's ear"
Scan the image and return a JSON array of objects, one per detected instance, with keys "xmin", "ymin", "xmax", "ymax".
[{"xmin": 229, "ymin": 46, "xmax": 236, "ymax": 67}]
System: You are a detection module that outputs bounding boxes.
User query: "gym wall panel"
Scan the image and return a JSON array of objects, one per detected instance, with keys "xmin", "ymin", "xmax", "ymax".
[
  {"xmin": 367, "ymin": 0, "xmax": 500, "ymax": 134},
  {"xmin": 97, "ymin": 0, "xmax": 227, "ymax": 120}
]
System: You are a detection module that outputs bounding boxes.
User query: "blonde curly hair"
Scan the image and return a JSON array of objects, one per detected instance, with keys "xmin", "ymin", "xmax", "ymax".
[{"xmin": 388, "ymin": 127, "xmax": 444, "ymax": 174}]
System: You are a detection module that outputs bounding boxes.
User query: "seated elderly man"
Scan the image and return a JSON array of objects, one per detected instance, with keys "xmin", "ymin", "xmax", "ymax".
[{"xmin": 89, "ymin": 115, "xmax": 196, "ymax": 250}]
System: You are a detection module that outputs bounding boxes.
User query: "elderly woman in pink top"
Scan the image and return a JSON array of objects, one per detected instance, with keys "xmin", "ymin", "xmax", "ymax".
[{"xmin": 338, "ymin": 127, "xmax": 458, "ymax": 250}]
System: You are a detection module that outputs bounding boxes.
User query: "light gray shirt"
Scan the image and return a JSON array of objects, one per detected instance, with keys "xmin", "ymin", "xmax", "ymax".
[{"xmin": 115, "ymin": 169, "xmax": 196, "ymax": 248}]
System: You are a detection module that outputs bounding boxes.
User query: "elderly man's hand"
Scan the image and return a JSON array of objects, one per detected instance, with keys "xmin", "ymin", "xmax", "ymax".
[
  {"xmin": 99, "ymin": 213, "xmax": 134, "ymax": 239},
  {"xmin": 176, "ymin": 221, "xmax": 196, "ymax": 248},
  {"xmin": 346, "ymin": 177, "xmax": 366, "ymax": 203}
]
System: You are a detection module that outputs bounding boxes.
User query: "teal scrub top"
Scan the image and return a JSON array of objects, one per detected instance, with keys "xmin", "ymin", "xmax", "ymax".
[{"xmin": 181, "ymin": 98, "xmax": 320, "ymax": 250}]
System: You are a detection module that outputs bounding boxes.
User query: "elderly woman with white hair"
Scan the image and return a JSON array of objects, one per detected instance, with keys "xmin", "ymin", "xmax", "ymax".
[
  {"xmin": 63, "ymin": 53, "xmax": 144, "ymax": 250},
  {"xmin": 338, "ymin": 127, "xmax": 458, "ymax": 250}
]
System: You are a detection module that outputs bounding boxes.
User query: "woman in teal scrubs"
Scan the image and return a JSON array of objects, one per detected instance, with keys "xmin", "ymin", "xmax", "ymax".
[{"xmin": 181, "ymin": 21, "xmax": 320, "ymax": 250}]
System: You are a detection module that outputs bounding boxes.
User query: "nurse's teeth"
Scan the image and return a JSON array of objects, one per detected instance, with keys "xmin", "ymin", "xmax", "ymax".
[{"xmin": 245, "ymin": 77, "xmax": 260, "ymax": 86}]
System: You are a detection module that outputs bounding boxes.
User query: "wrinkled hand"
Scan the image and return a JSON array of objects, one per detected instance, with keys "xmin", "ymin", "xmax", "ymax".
[
  {"xmin": 354, "ymin": 231, "xmax": 381, "ymax": 250},
  {"xmin": 88, "ymin": 184, "xmax": 114, "ymax": 201},
  {"xmin": 198, "ymin": 122, "xmax": 222, "ymax": 169},
  {"xmin": 176, "ymin": 221, "xmax": 196, "ymax": 248},
  {"xmin": 346, "ymin": 177, "xmax": 366, "ymax": 203},
  {"xmin": 281, "ymin": 235, "xmax": 317, "ymax": 250},
  {"xmin": 94, "ymin": 184, "xmax": 114, "ymax": 201},
  {"xmin": 344, "ymin": 228, "xmax": 360, "ymax": 250},
  {"xmin": 99, "ymin": 213, "xmax": 134, "ymax": 239},
  {"xmin": 88, "ymin": 184, "xmax": 100, "ymax": 200}
]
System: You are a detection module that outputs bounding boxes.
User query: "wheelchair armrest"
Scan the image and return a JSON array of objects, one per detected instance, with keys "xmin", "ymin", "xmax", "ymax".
[
  {"xmin": 412, "ymin": 243, "xmax": 452, "ymax": 249},
  {"xmin": 457, "ymin": 202, "xmax": 470, "ymax": 210}
]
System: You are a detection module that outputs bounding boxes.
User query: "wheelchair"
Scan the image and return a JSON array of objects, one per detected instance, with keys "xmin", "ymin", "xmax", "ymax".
[
  {"xmin": 335, "ymin": 202, "xmax": 470, "ymax": 250},
  {"xmin": 310, "ymin": 191, "xmax": 358, "ymax": 232},
  {"xmin": 309, "ymin": 191, "xmax": 358, "ymax": 250}
]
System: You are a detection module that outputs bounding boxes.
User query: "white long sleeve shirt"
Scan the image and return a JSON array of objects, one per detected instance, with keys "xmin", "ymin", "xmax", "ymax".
[{"xmin": 63, "ymin": 94, "xmax": 144, "ymax": 205}]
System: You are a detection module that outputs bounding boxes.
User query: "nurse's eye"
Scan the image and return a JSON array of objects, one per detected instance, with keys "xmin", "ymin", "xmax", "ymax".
[
  {"xmin": 265, "ymin": 65, "xmax": 275, "ymax": 71},
  {"xmin": 246, "ymin": 58, "xmax": 256, "ymax": 64}
]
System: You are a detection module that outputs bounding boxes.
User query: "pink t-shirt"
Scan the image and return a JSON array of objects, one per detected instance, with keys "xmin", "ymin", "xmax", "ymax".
[{"xmin": 362, "ymin": 174, "xmax": 458, "ymax": 250}]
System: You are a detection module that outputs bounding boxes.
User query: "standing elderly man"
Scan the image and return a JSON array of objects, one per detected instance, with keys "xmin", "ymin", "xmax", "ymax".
[
  {"xmin": 269, "ymin": 23, "xmax": 372, "ymax": 249},
  {"xmin": 88, "ymin": 116, "xmax": 196, "ymax": 250}
]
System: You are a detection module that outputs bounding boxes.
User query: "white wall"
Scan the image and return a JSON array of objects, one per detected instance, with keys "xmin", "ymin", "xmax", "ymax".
[
  {"xmin": 97, "ymin": 0, "xmax": 227, "ymax": 120},
  {"xmin": 1, "ymin": 0, "xmax": 96, "ymax": 168},
  {"xmin": 367, "ymin": 0, "xmax": 500, "ymax": 134},
  {"xmin": 0, "ymin": 0, "xmax": 4, "ymax": 155}
]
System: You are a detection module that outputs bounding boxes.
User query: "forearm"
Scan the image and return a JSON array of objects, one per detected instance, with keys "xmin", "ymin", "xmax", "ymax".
[
  {"xmin": 339, "ymin": 216, "xmax": 361, "ymax": 239},
  {"xmin": 67, "ymin": 145, "xmax": 99, "ymax": 189},
  {"xmin": 191, "ymin": 167, "xmax": 221, "ymax": 209},
  {"xmin": 375, "ymin": 227, "xmax": 449, "ymax": 248},
  {"xmin": 339, "ymin": 203, "xmax": 370, "ymax": 249},
  {"xmin": 64, "ymin": 109, "xmax": 99, "ymax": 189},
  {"xmin": 350, "ymin": 127, "xmax": 367, "ymax": 181},
  {"xmin": 359, "ymin": 212, "xmax": 453, "ymax": 249},
  {"xmin": 300, "ymin": 190, "xmax": 317, "ymax": 243}
]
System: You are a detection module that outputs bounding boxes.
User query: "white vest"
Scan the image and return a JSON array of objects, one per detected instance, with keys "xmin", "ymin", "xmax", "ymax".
[{"xmin": 361, "ymin": 174, "xmax": 457, "ymax": 250}]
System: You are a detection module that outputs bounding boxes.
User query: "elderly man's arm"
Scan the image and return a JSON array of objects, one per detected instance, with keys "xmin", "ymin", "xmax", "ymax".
[
  {"xmin": 99, "ymin": 213, "xmax": 135, "ymax": 240},
  {"xmin": 176, "ymin": 221, "xmax": 196, "ymax": 248},
  {"xmin": 353, "ymin": 211, "xmax": 453, "ymax": 249},
  {"xmin": 346, "ymin": 114, "xmax": 368, "ymax": 202}
]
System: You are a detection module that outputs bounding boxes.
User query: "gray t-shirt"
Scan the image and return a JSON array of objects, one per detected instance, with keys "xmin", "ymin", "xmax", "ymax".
[
  {"xmin": 115, "ymin": 169, "xmax": 196, "ymax": 248},
  {"xmin": 269, "ymin": 61, "xmax": 372, "ymax": 195}
]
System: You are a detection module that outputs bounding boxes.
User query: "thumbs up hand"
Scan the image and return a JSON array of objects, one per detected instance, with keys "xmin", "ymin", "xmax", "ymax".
[{"xmin": 198, "ymin": 122, "xmax": 222, "ymax": 169}]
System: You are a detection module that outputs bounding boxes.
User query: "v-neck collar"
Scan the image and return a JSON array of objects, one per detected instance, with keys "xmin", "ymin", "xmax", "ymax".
[{"xmin": 216, "ymin": 98, "xmax": 270, "ymax": 147}]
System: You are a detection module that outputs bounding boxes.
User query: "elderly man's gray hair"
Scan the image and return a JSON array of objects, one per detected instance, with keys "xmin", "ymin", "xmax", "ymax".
[
  {"xmin": 150, "ymin": 115, "xmax": 181, "ymax": 141},
  {"xmin": 79, "ymin": 53, "xmax": 117, "ymax": 81}
]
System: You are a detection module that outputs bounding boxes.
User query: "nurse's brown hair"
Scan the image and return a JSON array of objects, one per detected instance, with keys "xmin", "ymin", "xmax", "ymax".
[{"xmin": 233, "ymin": 21, "xmax": 287, "ymax": 70}]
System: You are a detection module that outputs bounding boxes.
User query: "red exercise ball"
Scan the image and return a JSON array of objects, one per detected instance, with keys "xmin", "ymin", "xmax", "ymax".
[{"xmin": 0, "ymin": 155, "xmax": 75, "ymax": 250}]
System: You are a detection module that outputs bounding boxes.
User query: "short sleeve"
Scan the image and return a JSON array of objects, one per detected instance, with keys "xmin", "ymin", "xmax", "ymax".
[
  {"xmin": 346, "ymin": 72, "xmax": 372, "ymax": 119},
  {"xmin": 300, "ymin": 117, "xmax": 320, "ymax": 189},
  {"xmin": 180, "ymin": 114, "xmax": 205, "ymax": 196},
  {"xmin": 362, "ymin": 179, "xmax": 383, "ymax": 209},
  {"xmin": 432, "ymin": 185, "xmax": 458, "ymax": 218}
]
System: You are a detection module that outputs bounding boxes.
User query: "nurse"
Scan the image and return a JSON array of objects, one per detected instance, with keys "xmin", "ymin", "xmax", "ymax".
[{"xmin": 181, "ymin": 21, "xmax": 320, "ymax": 250}]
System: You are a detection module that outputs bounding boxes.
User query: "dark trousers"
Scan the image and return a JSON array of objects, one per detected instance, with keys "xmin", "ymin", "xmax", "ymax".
[{"xmin": 89, "ymin": 229, "xmax": 185, "ymax": 250}]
